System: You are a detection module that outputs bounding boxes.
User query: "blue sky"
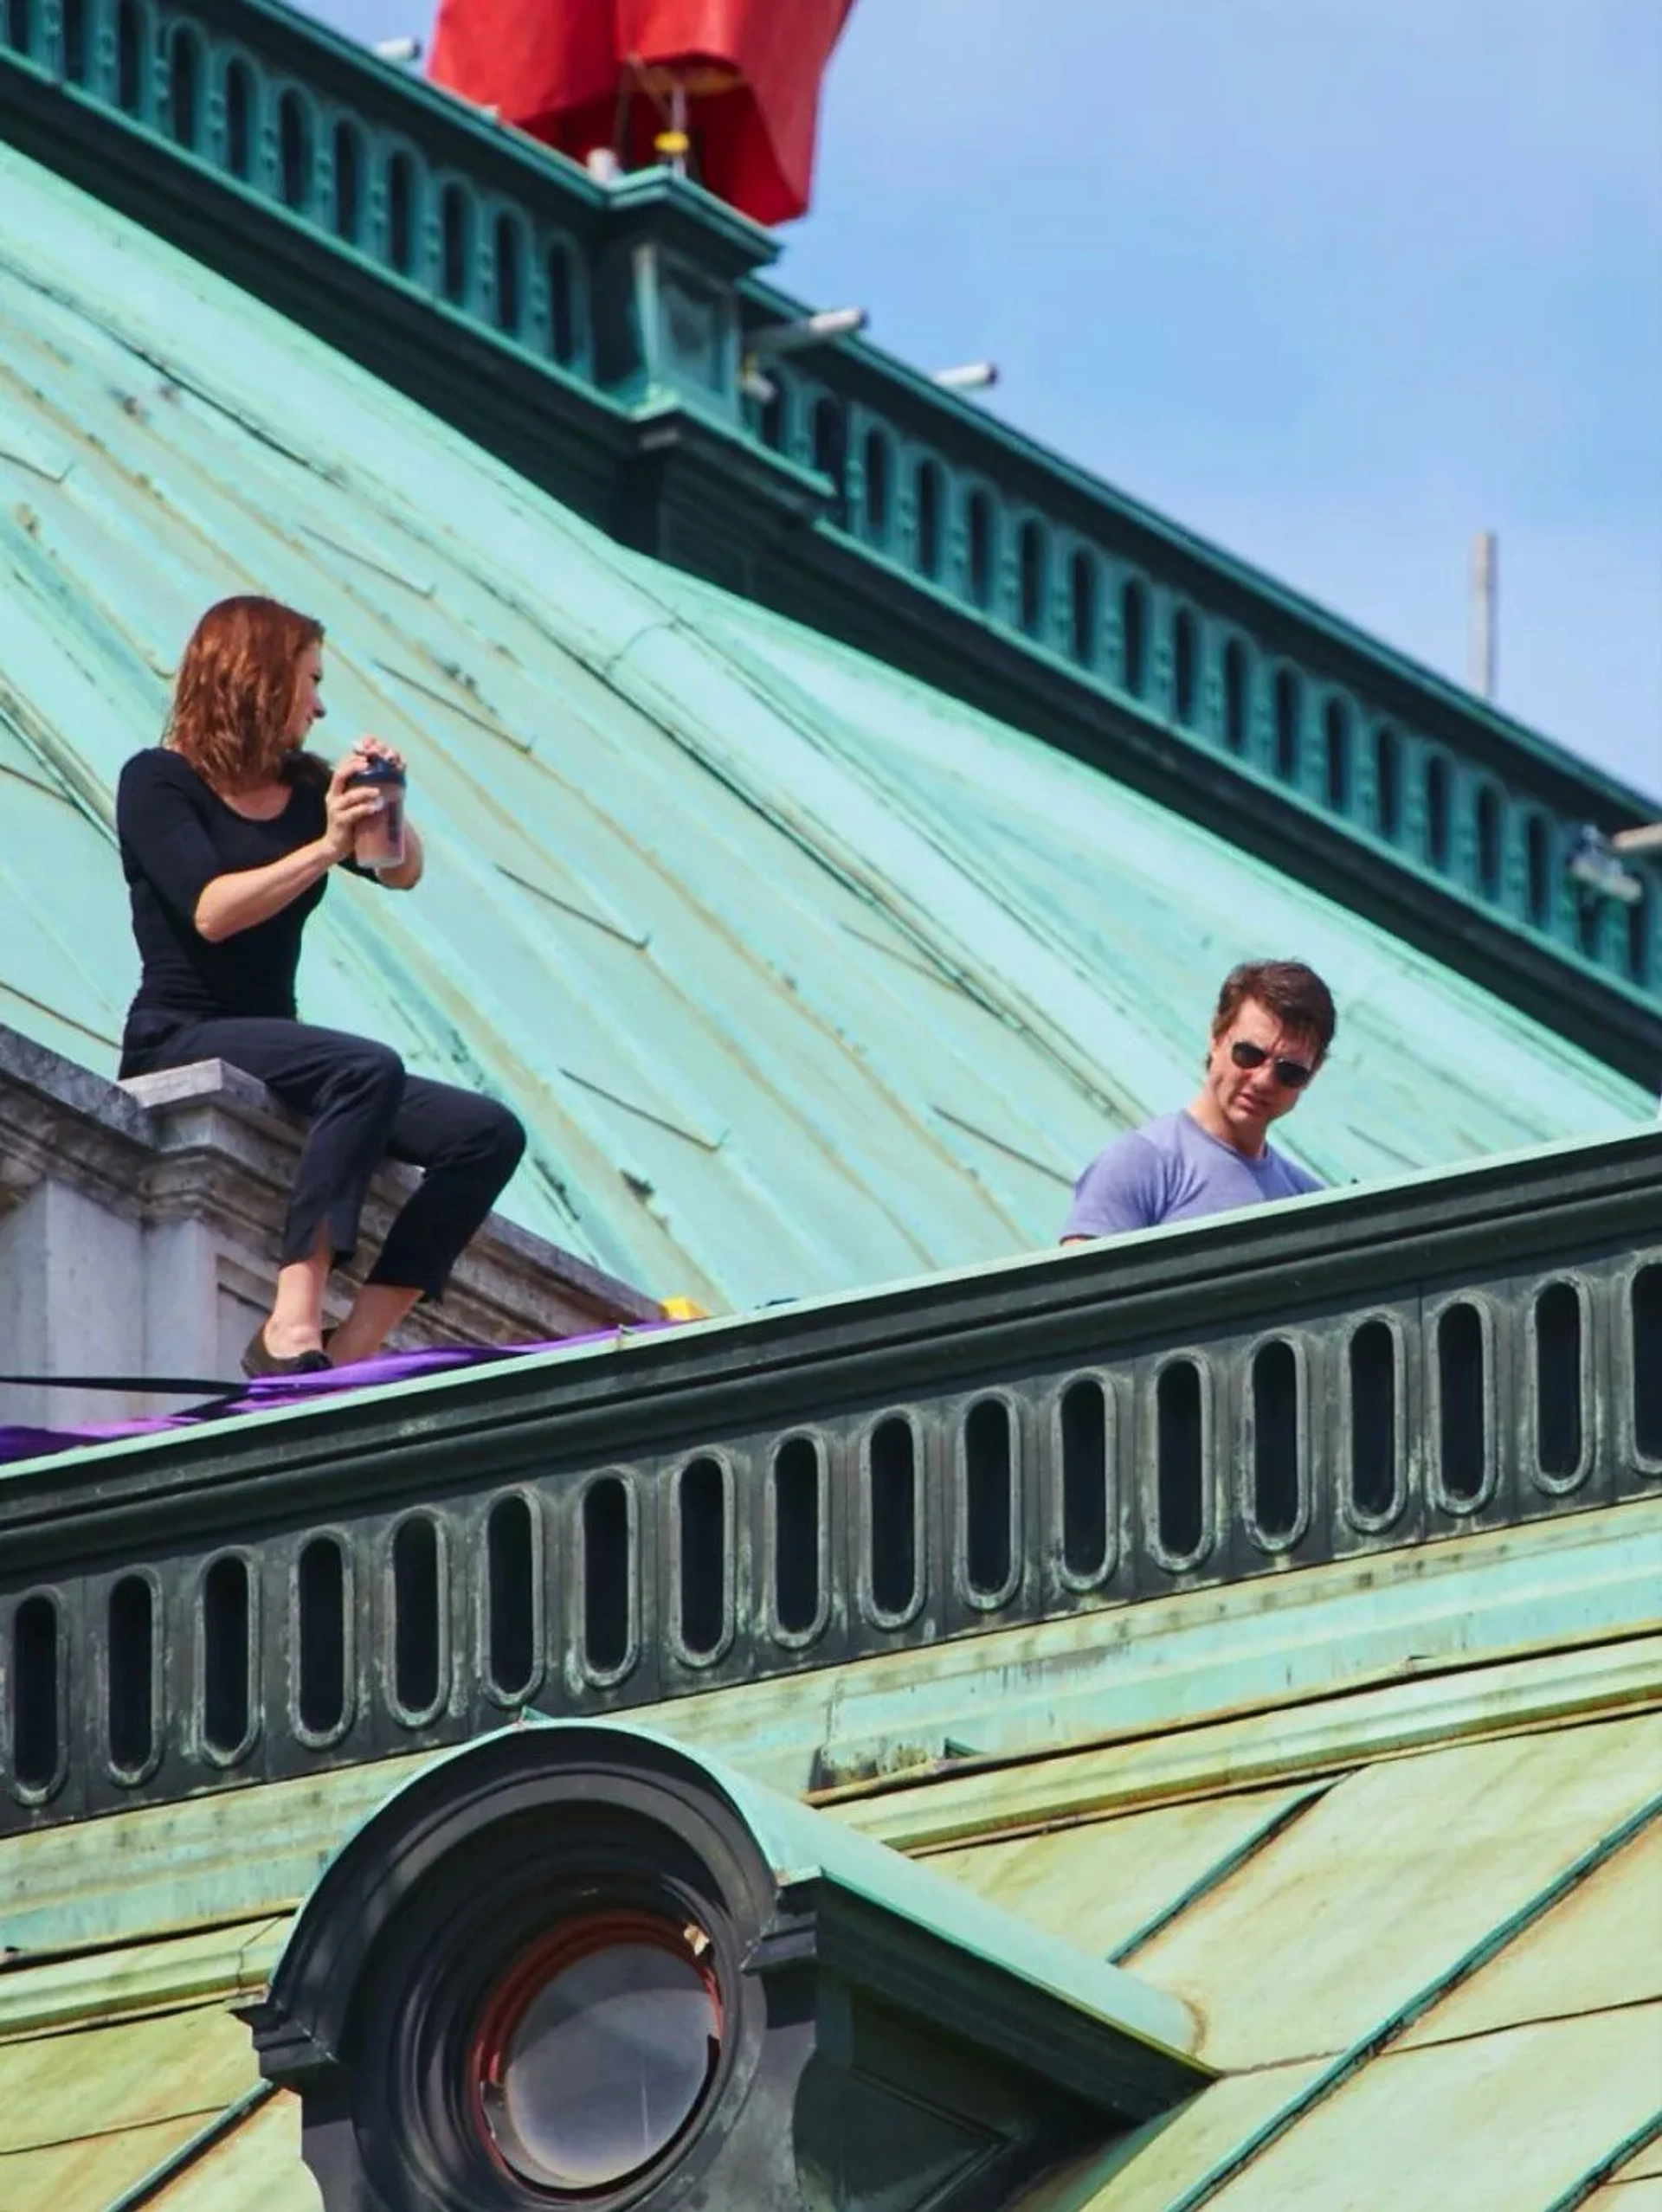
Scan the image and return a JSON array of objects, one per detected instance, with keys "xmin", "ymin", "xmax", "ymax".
[{"xmin": 311, "ymin": 0, "xmax": 1662, "ymax": 796}]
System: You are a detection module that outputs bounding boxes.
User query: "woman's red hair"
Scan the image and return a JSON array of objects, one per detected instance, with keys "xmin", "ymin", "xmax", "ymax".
[{"xmin": 165, "ymin": 596, "xmax": 324, "ymax": 791}]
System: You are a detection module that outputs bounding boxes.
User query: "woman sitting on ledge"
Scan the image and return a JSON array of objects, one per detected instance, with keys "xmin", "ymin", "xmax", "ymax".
[{"xmin": 117, "ymin": 595, "xmax": 525, "ymax": 1377}]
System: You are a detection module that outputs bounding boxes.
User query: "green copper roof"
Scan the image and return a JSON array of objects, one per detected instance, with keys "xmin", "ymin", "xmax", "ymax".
[
  {"xmin": 0, "ymin": 139, "xmax": 1653, "ymax": 1309},
  {"xmin": 3, "ymin": 1507, "xmax": 1656, "ymax": 2209}
]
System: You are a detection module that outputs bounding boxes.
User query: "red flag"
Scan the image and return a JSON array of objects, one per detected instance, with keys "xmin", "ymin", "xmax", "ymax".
[{"xmin": 428, "ymin": 0, "xmax": 857, "ymax": 226}]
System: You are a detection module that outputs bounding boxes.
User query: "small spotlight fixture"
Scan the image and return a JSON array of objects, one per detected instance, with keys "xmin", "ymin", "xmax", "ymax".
[
  {"xmin": 1567, "ymin": 825, "xmax": 1646, "ymax": 908},
  {"xmin": 1612, "ymin": 820, "xmax": 1662, "ymax": 858},
  {"xmin": 372, "ymin": 33, "xmax": 422, "ymax": 62},
  {"xmin": 931, "ymin": 361, "xmax": 1000, "ymax": 393},
  {"xmin": 747, "ymin": 306, "xmax": 868, "ymax": 360}
]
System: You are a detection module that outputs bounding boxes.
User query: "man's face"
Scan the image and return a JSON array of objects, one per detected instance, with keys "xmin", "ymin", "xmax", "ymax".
[{"xmin": 1201, "ymin": 995, "xmax": 1322, "ymax": 1152}]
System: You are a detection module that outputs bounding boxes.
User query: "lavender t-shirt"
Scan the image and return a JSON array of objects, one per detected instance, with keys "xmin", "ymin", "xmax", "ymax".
[{"xmin": 1062, "ymin": 1111, "xmax": 1322, "ymax": 1238}]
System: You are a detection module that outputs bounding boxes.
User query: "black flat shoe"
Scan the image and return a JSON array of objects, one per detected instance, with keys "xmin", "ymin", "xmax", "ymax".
[{"xmin": 242, "ymin": 1325, "xmax": 333, "ymax": 1379}]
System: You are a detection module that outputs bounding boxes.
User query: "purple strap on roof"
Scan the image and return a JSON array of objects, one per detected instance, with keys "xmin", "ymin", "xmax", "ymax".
[{"xmin": 0, "ymin": 1327, "xmax": 667, "ymax": 1467}]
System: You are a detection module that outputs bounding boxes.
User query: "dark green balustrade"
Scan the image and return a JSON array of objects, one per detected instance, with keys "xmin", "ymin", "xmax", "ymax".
[
  {"xmin": 3, "ymin": 0, "xmax": 1656, "ymax": 1010},
  {"xmin": 3, "ymin": 1128, "xmax": 1660, "ymax": 1830},
  {"xmin": 751, "ymin": 366, "xmax": 1659, "ymax": 997},
  {"xmin": 4, "ymin": 0, "xmax": 596, "ymax": 375}
]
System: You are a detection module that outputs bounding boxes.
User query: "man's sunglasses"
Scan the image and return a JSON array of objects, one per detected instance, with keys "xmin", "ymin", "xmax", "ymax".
[{"xmin": 1230, "ymin": 1039, "xmax": 1315, "ymax": 1090}]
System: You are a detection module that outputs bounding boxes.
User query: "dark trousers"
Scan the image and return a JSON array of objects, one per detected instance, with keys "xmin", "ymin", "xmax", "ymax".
[{"xmin": 124, "ymin": 1017, "xmax": 526, "ymax": 1299}]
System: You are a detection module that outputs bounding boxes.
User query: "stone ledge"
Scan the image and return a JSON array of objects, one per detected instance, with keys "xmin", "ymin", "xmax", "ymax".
[{"xmin": 0, "ymin": 1020, "xmax": 660, "ymax": 1426}]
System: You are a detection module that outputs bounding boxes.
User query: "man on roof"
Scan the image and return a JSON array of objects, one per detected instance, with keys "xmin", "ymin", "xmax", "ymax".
[{"xmin": 1061, "ymin": 959, "xmax": 1335, "ymax": 1240}]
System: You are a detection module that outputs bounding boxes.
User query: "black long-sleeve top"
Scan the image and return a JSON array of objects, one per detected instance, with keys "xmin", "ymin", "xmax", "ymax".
[{"xmin": 117, "ymin": 747, "xmax": 361, "ymax": 1045}]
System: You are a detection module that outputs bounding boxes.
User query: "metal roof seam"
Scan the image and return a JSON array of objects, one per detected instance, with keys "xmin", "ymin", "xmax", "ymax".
[
  {"xmin": 98, "ymin": 2081, "xmax": 277, "ymax": 2212},
  {"xmin": 1542, "ymin": 2112, "xmax": 1662, "ymax": 2212},
  {"xmin": 1158, "ymin": 1784, "xmax": 1662, "ymax": 2210},
  {"xmin": 1105, "ymin": 1786, "xmax": 1337, "ymax": 1967}
]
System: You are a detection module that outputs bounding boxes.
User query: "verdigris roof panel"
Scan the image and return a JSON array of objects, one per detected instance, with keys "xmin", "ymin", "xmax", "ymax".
[
  {"xmin": 0, "ymin": 2112, "xmax": 208, "ymax": 2212},
  {"xmin": 1586, "ymin": 2183, "xmax": 1662, "ymax": 2211},
  {"xmin": 0, "ymin": 2003, "xmax": 253, "ymax": 2154},
  {"xmin": 1620, "ymin": 2134, "xmax": 1662, "ymax": 2181},
  {"xmin": 148, "ymin": 2092, "xmax": 318, "ymax": 2208},
  {"xmin": 1197, "ymin": 2004, "xmax": 1662, "ymax": 2212},
  {"xmin": 1013, "ymin": 2062, "xmax": 1324, "ymax": 2212},
  {"xmin": 1396, "ymin": 1820, "xmax": 1662, "ymax": 2050},
  {"xmin": 928, "ymin": 1785, "xmax": 1327, "ymax": 1961},
  {"xmin": 1123, "ymin": 1718, "xmax": 1662, "ymax": 2069}
]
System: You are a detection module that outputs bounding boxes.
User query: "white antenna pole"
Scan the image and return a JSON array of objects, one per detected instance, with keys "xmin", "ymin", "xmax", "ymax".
[{"xmin": 1470, "ymin": 530, "xmax": 1498, "ymax": 701}]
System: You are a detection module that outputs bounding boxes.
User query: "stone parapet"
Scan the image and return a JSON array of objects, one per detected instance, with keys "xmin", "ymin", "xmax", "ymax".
[{"xmin": 0, "ymin": 1022, "xmax": 659, "ymax": 1430}]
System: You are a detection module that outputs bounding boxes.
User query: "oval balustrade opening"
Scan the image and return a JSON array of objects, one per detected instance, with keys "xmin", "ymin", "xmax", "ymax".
[
  {"xmin": 295, "ymin": 1537, "xmax": 347, "ymax": 1738},
  {"xmin": 1526, "ymin": 814, "xmax": 1553, "ymax": 929},
  {"xmin": 1068, "ymin": 550, "xmax": 1098, "ymax": 666},
  {"xmin": 1426, "ymin": 756, "xmax": 1453, "ymax": 873},
  {"xmin": 962, "ymin": 1398, "xmax": 1014, "ymax": 1600},
  {"xmin": 224, "ymin": 60, "xmax": 254, "ymax": 182},
  {"xmin": 915, "ymin": 462, "xmax": 944, "ymax": 581},
  {"xmin": 1533, "ymin": 1282, "xmax": 1584, "ymax": 1482},
  {"xmin": 1173, "ymin": 608, "xmax": 1199, "ymax": 727},
  {"xmin": 1059, "ymin": 1377, "xmax": 1111, "ymax": 1582},
  {"xmin": 5, "ymin": 0, "xmax": 35, "ymax": 62},
  {"xmin": 493, "ymin": 215, "xmax": 525, "ymax": 336},
  {"xmin": 1346, "ymin": 1321, "xmax": 1400, "ymax": 1521},
  {"xmin": 1633, "ymin": 1266, "xmax": 1662, "ymax": 1461},
  {"xmin": 867, "ymin": 1417, "xmax": 919, "ymax": 1619},
  {"xmin": 1630, "ymin": 887, "xmax": 1653, "ymax": 988},
  {"xmin": 386, "ymin": 152, "xmax": 416, "ymax": 274},
  {"xmin": 1251, "ymin": 1340, "xmax": 1302, "ymax": 1543},
  {"xmin": 546, "ymin": 243, "xmax": 577, "ymax": 363},
  {"xmin": 1018, "ymin": 521, "xmax": 1047, "ymax": 640},
  {"xmin": 676, "ymin": 1457, "xmax": 728, "ymax": 1662},
  {"xmin": 1437, "ymin": 1304, "xmax": 1488, "ymax": 1505},
  {"xmin": 1476, "ymin": 784, "xmax": 1504, "ymax": 903},
  {"xmin": 967, "ymin": 492, "xmax": 995, "ymax": 610},
  {"xmin": 391, "ymin": 1517, "xmax": 442, "ymax": 1718},
  {"xmin": 278, "ymin": 89, "xmax": 312, "ymax": 212},
  {"xmin": 1375, "ymin": 725, "xmax": 1403, "ymax": 842},
  {"xmin": 332, "ymin": 120, "xmax": 363, "ymax": 241},
  {"xmin": 771, "ymin": 1436, "xmax": 823, "ymax": 1636},
  {"xmin": 863, "ymin": 429, "xmax": 892, "ymax": 542},
  {"xmin": 107, "ymin": 1573, "xmax": 157, "ymax": 1776},
  {"xmin": 1272, "ymin": 669, "xmax": 1301, "ymax": 782},
  {"xmin": 167, "ymin": 27, "xmax": 200, "ymax": 146},
  {"xmin": 1156, "ymin": 1362, "xmax": 1206, "ymax": 1561},
  {"xmin": 1324, "ymin": 699, "xmax": 1351, "ymax": 813},
  {"xmin": 582, "ymin": 1477, "xmax": 632, "ymax": 1676},
  {"xmin": 1223, "ymin": 639, "xmax": 1251, "ymax": 756},
  {"xmin": 11, "ymin": 1594, "xmax": 61, "ymax": 1795},
  {"xmin": 813, "ymin": 397, "xmax": 847, "ymax": 524},
  {"xmin": 61, "ymin": 0, "xmax": 86, "ymax": 82},
  {"xmin": 441, "ymin": 183, "xmax": 471, "ymax": 304},
  {"xmin": 116, "ymin": 0, "xmax": 145, "ymax": 114},
  {"xmin": 486, "ymin": 1495, "xmax": 538, "ymax": 1701},
  {"xmin": 1119, "ymin": 576, "xmax": 1149, "ymax": 698},
  {"xmin": 201, "ymin": 1554, "xmax": 253, "ymax": 1758}
]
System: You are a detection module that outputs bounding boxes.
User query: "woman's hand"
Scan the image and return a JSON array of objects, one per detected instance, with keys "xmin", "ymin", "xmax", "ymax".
[{"xmin": 320, "ymin": 750, "xmax": 389, "ymax": 863}]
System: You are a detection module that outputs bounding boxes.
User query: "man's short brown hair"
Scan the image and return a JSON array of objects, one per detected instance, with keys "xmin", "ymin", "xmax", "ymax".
[{"xmin": 1212, "ymin": 960, "xmax": 1337, "ymax": 1059}]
